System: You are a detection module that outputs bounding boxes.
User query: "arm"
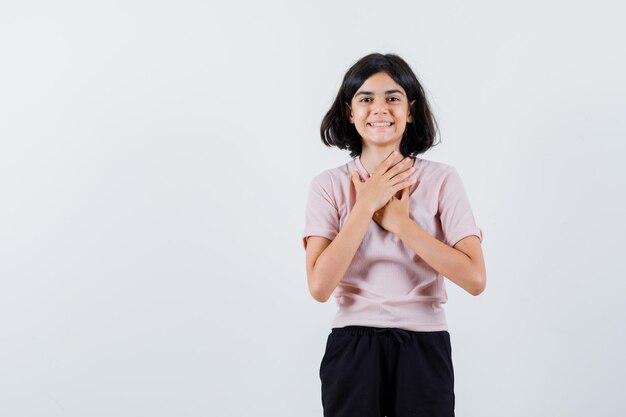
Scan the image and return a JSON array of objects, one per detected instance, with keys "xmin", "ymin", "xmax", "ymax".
[
  {"xmin": 305, "ymin": 203, "xmax": 374, "ymax": 303},
  {"xmin": 395, "ymin": 219, "xmax": 486, "ymax": 296}
]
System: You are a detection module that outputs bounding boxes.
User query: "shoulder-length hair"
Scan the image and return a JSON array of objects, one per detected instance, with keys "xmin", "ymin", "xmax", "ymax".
[{"xmin": 320, "ymin": 53, "xmax": 440, "ymax": 158}]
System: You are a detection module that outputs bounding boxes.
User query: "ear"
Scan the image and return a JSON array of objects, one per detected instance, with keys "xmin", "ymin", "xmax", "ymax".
[
  {"xmin": 344, "ymin": 102, "xmax": 354, "ymax": 124},
  {"xmin": 407, "ymin": 100, "xmax": 416, "ymax": 123}
]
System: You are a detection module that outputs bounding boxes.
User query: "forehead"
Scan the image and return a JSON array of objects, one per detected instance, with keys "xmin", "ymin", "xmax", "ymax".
[{"xmin": 356, "ymin": 72, "xmax": 405, "ymax": 94}]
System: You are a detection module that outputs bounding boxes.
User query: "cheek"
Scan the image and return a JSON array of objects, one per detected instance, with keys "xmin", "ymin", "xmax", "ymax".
[
  {"xmin": 395, "ymin": 110, "xmax": 410, "ymax": 124},
  {"xmin": 353, "ymin": 108, "xmax": 368, "ymax": 119}
]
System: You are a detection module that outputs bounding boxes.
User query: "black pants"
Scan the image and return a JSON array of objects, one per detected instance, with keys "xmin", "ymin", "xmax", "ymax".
[{"xmin": 319, "ymin": 326, "xmax": 455, "ymax": 417}]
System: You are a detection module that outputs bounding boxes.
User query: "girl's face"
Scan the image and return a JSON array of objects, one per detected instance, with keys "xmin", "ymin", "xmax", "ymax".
[{"xmin": 346, "ymin": 71, "xmax": 415, "ymax": 150}]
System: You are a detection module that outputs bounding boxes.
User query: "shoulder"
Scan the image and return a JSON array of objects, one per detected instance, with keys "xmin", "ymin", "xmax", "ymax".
[
  {"xmin": 308, "ymin": 159, "xmax": 354, "ymax": 189},
  {"xmin": 416, "ymin": 157, "xmax": 458, "ymax": 183}
]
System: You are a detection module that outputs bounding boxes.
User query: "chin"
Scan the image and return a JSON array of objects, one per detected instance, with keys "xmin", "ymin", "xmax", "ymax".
[{"xmin": 363, "ymin": 136, "xmax": 403, "ymax": 146}]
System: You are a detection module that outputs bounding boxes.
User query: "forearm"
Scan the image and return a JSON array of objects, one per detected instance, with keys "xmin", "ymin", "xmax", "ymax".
[
  {"xmin": 311, "ymin": 203, "xmax": 374, "ymax": 302},
  {"xmin": 395, "ymin": 218, "xmax": 483, "ymax": 295}
]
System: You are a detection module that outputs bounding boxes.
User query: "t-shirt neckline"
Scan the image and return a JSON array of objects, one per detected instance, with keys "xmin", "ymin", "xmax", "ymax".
[{"xmin": 355, "ymin": 155, "xmax": 420, "ymax": 177}]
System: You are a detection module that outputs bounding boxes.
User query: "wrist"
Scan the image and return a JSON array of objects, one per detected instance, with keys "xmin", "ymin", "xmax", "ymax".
[
  {"xmin": 394, "ymin": 216, "xmax": 416, "ymax": 239},
  {"xmin": 352, "ymin": 201, "xmax": 376, "ymax": 218}
]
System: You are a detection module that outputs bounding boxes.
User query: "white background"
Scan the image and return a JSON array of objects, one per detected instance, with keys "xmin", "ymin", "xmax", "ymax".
[{"xmin": 1, "ymin": 1, "xmax": 625, "ymax": 416}]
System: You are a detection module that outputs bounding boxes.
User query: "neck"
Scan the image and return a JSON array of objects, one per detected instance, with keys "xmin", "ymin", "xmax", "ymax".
[{"xmin": 359, "ymin": 144, "xmax": 408, "ymax": 174}]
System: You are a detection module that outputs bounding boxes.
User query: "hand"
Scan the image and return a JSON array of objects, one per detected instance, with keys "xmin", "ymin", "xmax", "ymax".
[
  {"xmin": 350, "ymin": 151, "xmax": 416, "ymax": 215},
  {"xmin": 372, "ymin": 186, "xmax": 411, "ymax": 235}
]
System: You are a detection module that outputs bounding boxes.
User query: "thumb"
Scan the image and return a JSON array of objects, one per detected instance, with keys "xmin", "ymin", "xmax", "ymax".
[
  {"xmin": 401, "ymin": 186, "xmax": 409, "ymax": 200},
  {"xmin": 351, "ymin": 171, "xmax": 360, "ymax": 187}
]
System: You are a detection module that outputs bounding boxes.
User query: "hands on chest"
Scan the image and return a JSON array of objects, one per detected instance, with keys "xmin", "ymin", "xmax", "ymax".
[{"xmin": 350, "ymin": 151, "xmax": 417, "ymax": 235}]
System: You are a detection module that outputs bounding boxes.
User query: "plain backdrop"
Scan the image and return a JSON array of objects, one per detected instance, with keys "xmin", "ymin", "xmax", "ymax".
[{"xmin": 1, "ymin": 1, "xmax": 625, "ymax": 416}]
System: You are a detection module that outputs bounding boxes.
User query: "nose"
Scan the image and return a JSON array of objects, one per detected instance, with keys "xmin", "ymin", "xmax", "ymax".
[{"xmin": 372, "ymin": 97, "xmax": 389, "ymax": 114}]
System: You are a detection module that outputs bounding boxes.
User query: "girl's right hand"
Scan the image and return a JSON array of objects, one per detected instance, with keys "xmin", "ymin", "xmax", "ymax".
[{"xmin": 350, "ymin": 151, "xmax": 417, "ymax": 214}]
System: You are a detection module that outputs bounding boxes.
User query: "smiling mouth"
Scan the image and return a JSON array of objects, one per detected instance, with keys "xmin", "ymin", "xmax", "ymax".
[{"xmin": 367, "ymin": 122, "xmax": 394, "ymax": 127}]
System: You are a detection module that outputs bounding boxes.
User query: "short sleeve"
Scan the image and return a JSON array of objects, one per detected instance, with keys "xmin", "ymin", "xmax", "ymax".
[
  {"xmin": 438, "ymin": 167, "xmax": 484, "ymax": 247},
  {"xmin": 302, "ymin": 172, "xmax": 340, "ymax": 250}
]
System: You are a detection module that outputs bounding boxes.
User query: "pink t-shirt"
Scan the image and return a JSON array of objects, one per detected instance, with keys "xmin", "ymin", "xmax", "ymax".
[{"xmin": 302, "ymin": 156, "xmax": 483, "ymax": 332}]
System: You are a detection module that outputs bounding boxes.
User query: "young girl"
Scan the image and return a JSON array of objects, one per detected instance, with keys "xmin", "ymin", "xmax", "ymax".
[{"xmin": 302, "ymin": 53, "xmax": 486, "ymax": 417}]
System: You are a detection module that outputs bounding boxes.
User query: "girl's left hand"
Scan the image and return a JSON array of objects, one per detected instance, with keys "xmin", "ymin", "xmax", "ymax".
[{"xmin": 373, "ymin": 186, "xmax": 412, "ymax": 235}]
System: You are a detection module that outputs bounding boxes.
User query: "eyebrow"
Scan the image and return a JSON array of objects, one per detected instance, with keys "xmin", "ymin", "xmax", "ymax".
[{"xmin": 355, "ymin": 89, "xmax": 406, "ymax": 97}]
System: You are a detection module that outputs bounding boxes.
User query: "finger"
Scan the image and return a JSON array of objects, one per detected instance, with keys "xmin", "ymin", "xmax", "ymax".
[
  {"xmin": 388, "ymin": 162, "xmax": 415, "ymax": 186},
  {"xmin": 351, "ymin": 171, "xmax": 360, "ymax": 187},
  {"xmin": 373, "ymin": 151, "xmax": 400, "ymax": 176},
  {"xmin": 384, "ymin": 157, "xmax": 414, "ymax": 180},
  {"xmin": 354, "ymin": 171, "xmax": 369, "ymax": 182},
  {"xmin": 401, "ymin": 186, "xmax": 409, "ymax": 200},
  {"xmin": 392, "ymin": 178, "xmax": 417, "ymax": 194}
]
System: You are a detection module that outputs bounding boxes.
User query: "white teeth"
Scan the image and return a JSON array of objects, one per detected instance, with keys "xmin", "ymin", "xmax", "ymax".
[{"xmin": 369, "ymin": 122, "xmax": 392, "ymax": 127}]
